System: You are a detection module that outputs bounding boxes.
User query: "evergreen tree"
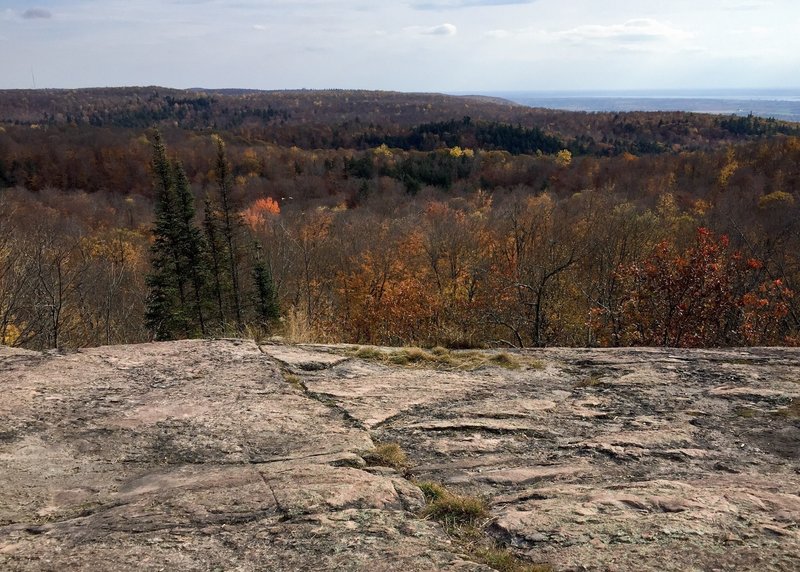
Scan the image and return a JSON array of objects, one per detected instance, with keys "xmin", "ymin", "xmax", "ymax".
[
  {"xmin": 144, "ymin": 265, "xmax": 181, "ymax": 340},
  {"xmin": 203, "ymin": 194, "xmax": 227, "ymax": 326},
  {"xmin": 213, "ymin": 135, "xmax": 244, "ymax": 330},
  {"xmin": 144, "ymin": 130, "xmax": 210, "ymax": 339},
  {"xmin": 252, "ymin": 244, "xmax": 279, "ymax": 327},
  {"xmin": 145, "ymin": 131, "xmax": 186, "ymax": 339},
  {"xmin": 173, "ymin": 161, "xmax": 210, "ymax": 336}
]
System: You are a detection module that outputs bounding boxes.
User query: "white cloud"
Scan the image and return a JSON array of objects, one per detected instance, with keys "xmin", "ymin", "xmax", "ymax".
[
  {"xmin": 555, "ymin": 19, "xmax": 691, "ymax": 49},
  {"xmin": 252, "ymin": 24, "xmax": 266, "ymax": 30},
  {"xmin": 729, "ymin": 26, "xmax": 770, "ymax": 35},
  {"xmin": 418, "ymin": 23, "xmax": 458, "ymax": 35}
]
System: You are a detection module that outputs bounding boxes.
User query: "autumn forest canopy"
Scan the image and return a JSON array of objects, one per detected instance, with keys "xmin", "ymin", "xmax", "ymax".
[{"xmin": 0, "ymin": 87, "xmax": 799, "ymax": 350}]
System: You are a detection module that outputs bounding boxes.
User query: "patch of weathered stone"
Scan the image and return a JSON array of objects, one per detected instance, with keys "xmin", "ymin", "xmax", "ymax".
[{"xmin": 2, "ymin": 342, "xmax": 799, "ymax": 571}]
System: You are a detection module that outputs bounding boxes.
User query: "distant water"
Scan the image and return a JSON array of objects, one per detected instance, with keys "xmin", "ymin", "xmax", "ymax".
[{"xmin": 471, "ymin": 90, "xmax": 800, "ymax": 123}]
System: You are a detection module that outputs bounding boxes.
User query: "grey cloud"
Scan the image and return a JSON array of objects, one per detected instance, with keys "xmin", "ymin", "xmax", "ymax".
[{"xmin": 22, "ymin": 8, "xmax": 52, "ymax": 19}]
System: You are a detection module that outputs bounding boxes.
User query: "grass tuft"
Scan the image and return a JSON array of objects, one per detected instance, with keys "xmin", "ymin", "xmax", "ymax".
[
  {"xmin": 417, "ymin": 480, "xmax": 553, "ymax": 572},
  {"xmin": 417, "ymin": 481, "xmax": 450, "ymax": 503},
  {"xmin": 489, "ymin": 351, "xmax": 520, "ymax": 369},
  {"xmin": 575, "ymin": 373, "xmax": 606, "ymax": 388},
  {"xmin": 349, "ymin": 346, "xmax": 541, "ymax": 371},
  {"xmin": 733, "ymin": 406, "xmax": 758, "ymax": 418},
  {"xmin": 283, "ymin": 372, "xmax": 303, "ymax": 390},
  {"xmin": 355, "ymin": 346, "xmax": 384, "ymax": 360},
  {"xmin": 363, "ymin": 443, "xmax": 408, "ymax": 469},
  {"xmin": 422, "ymin": 491, "xmax": 489, "ymax": 528}
]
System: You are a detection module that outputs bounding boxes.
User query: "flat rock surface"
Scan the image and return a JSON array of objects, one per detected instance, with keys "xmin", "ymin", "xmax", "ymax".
[
  {"xmin": 0, "ymin": 340, "xmax": 487, "ymax": 571},
  {"xmin": 299, "ymin": 345, "xmax": 800, "ymax": 571},
  {"xmin": 2, "ymin": 342, "xmax": 799, "ymax": 571}
]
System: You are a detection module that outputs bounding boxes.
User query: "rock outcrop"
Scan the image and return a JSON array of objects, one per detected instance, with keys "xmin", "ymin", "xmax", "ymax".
[{"xmin": 1, "ymin": 341, "xmax": 798, "ymax": 571}]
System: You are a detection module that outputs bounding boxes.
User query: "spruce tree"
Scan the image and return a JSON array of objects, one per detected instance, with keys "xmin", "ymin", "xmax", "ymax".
[
  {"xmin": 213, "ymin": 135, "xmax": 243, "ymax": 330},
  {"xmin": 144, "ymin": 131, "xmax": 210, "ymax": 340},
  {"xmin": 144, "ymin": 265, "xmax": 181, "ymax": 340},
  {"xmin": 173, "ymin": 161, "xmax": 210, "ymax": 336},
  {"xmin": 145, "ymin": 131, "xmax": 186, "ymax": 339},
  {"xmin": 203, "ymin": 194, "xmax": 227, "ymax": 326},
  {"xmin": 252, "ymin": 244, "xmax": 279, "ymax": 327}
]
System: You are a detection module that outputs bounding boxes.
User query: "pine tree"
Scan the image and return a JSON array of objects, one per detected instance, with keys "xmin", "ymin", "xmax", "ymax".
[
  {"xmin": 213, "ymin": 135, "xmax": 244, "ymax": 330},
  {"xmin": 144, "ymin": 264, "xmax": 182, "ymax": 340},
  {"xmin": 145, "ymin": 131, "xmax": 186, "ymax": 339},
  {"xmin": 173, "ymin": 161, "xmax": 210, "ymax": 336},
  {"xmin": 252, "ymin": 244, "xmax": 279, "ymax": 327},
  {"xmin": 203, "ymin": 194, "xmax": 227, "ymax": 326},
  {"xmin": 144, "ymin": 131, "xmax": 210, "ymax": 339}
]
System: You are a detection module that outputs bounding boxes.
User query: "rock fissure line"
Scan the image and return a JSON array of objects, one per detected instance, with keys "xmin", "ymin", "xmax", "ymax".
[
  {"xmin": 257, "ymin": 471, "xmax": 285, "ymax": 516},
  {"xmin": 260, "ymin": 345, "xmax": 523, "ymax": 570}
]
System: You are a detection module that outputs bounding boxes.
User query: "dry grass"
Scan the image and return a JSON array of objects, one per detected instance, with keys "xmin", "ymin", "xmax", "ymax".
[
  {"xmin": 354, "ymin": 346, "xmax": 384, "ymax": 360},
  {"xmin": 283, "ymin": 305, "xmax": 318, "ymax": 344},
  {"xmin": 417, "ymin": 481, "xmax": 553, "ymax": 572},
  {"xmin": 733, "ymin": 406, "xmax": 758, "ymax": 418},
  {"xmin": 349, "ymin": 346, "xmax": 541, "ymax": 371},
  {"xmin": 417, "ymin": 481, "xmax": 449, "ymax": 503},
  {"xmin": 775, "ymin": 399, "xmax": 800, "ymax": 419},
  {"xmin": 418, "ymin": 482, "xmax": 490, "ymax": 529},
  {"xmin": 283, "ymin": 372, "xmax": 304, "ymax": 390},
  {"xmin": 422, "ymin": 493, "xmax": 489, "ymax": 527},
  {"xmin": 242, "ymin": 323, "xmax": 270, "ymax": 344},
  {"xmin": 363, "ymin": 443, "xmax": 408, "ymax": 469}
]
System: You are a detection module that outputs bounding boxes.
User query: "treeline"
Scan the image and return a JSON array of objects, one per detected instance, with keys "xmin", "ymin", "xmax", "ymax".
[
  {"xmin": 1, "ymin": 89, "xmax": 799, "ymax": 349},
  {"xmin": 357, "ymin": 117, "xmax": 565, "ymax": 156},
  {"xmin": 719, "ymin": 113, "xmax": 800, "ymax": 137},
  {"xmin": 0, "ymin": 88, "xmax": 290, "ymax": 131},
  {"xmin": 238, "ymin": 185, "xmax": 797, "ymax": 348},
  {"xmin": 4, "ymin": 121, "xmax": 800, "ymax": 199},
  {"xmin": 2, "ymin": 136, "xmax": 799, "ymax": 349}
]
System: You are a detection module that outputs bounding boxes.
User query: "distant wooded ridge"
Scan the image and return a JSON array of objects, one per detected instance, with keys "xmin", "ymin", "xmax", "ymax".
[{"xmin": 1, "ymin": 87, "xmax": 798, "ymax": 156}]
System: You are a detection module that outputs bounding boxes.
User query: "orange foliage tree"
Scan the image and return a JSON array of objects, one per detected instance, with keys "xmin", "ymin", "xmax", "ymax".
[
  {"xmin": 242, "ymin": 197, "xmax": 281, "ymax": 230},
  {"xmin": 594, "ymin": 228, "xmax": 794, "ymax": 347}
]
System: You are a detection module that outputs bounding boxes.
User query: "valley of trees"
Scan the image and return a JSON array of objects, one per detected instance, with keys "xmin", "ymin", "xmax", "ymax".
[{"xmin": 1, "ymin": 88, "xmax": 798, "ymax": 349}]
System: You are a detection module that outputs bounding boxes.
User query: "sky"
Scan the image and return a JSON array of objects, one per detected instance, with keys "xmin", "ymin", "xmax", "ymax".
[{"xmin": 1, "ymin": 0, "xmax": 798, "ymax": 92}]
